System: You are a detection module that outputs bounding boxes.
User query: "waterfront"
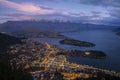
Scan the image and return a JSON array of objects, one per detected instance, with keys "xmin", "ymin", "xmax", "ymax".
[
  {"xmin": 33, "ymin": 30, "xmax": 120, "ymax": 71},
  {"xmin": 1, "ymin": 32, "xmax": 120, "ymax": 80},
  {"xmin": 8, "ymin": 39, "xmax": 120, "ymax": 80}
]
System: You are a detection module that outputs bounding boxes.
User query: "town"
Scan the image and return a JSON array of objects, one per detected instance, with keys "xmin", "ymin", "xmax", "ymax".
[{"xmin": 7, "ymin": 39, "xmax": 120, "ymax": 80}]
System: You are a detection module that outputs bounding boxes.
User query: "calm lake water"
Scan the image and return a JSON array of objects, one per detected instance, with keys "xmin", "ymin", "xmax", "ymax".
[{"xmin": 33, "ymin": 30, "xmax": 120, "ymax": 71}]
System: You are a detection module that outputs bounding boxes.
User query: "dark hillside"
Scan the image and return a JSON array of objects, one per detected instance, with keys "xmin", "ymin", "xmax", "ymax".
[{"xmin": 0, "ymin": 32, "xmax": 22, "ymax": 52}]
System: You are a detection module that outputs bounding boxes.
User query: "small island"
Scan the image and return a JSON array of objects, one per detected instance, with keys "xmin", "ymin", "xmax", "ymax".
[
  {"xmin": 59, "ymin": 38, "xmax": 95, "ymax": 47},
  {"xmin": 64, "ymin": 50, "xmax": 107, "ymax": 59}
]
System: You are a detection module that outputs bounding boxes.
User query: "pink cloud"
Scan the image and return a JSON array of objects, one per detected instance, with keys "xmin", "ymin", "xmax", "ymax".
[
  {"xmin": 0, "ymin": 0, "xmax": 55, "ymax": 14},
  {"xmin": 0, "ymin": 12, "xmax": 34, "ymax": 21}
]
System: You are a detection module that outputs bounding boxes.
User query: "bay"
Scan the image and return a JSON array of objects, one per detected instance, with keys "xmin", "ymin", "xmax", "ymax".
[{"xmin": 33, "ymin": 30, "xmax": 120, "ymax": 71}]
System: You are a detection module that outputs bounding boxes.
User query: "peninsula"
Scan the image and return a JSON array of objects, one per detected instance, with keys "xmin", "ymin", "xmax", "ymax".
[{"xmin": 63, "ymin": 50, "xmax": 107, "ymax": 59}]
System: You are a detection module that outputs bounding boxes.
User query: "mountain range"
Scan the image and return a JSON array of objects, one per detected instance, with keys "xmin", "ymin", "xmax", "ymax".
[{"xmin": 0, "ymin": 20, "xmax": 119, "ymax": 33}]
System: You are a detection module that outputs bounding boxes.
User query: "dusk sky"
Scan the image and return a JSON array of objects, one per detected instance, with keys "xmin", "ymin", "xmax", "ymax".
[{"xmin": 0, "ymin": 0, "xmax": 120, "ymax": 25}]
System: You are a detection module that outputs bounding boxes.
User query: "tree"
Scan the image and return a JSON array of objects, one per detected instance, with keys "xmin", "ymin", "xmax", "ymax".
[{"xmin": 0, "ymin": 61, "xmax": 33, "ymax": 80}]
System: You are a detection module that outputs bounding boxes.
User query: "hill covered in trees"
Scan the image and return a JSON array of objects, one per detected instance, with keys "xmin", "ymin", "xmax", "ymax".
[
  {"xmin": 0, "ymin": 61, "xmax": 33, "ymax": 80},
  {"xmin": 0, "ymin": 32, "xmax": 22, "ymax": 52}
]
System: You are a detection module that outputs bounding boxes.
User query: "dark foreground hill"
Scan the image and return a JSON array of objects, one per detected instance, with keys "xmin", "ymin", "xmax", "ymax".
[
  {"xmin": 0, "ymin": 61, "xmax": 33, "ymax": 80},
  {"xmin": 0, "ymin": 32, "xmax": 22, "ymax": 52},
  {"xmin": 0, "ymin": 33, "xmax": 33, "ymax": 80}
]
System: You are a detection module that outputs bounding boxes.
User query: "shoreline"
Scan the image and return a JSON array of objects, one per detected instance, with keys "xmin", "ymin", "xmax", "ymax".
[
  {"xmin": 31, "ymin": 30, "xmax": 120, "ymax": 72},
  {"xmin": 1, "ymin": 32, "xmax": 120, "ymax": 79}
]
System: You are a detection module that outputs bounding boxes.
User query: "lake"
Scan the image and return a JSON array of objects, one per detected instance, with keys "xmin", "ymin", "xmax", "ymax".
[{"xmin": 33, "ymin": 30, "xmax": 120, "ymax": 71}]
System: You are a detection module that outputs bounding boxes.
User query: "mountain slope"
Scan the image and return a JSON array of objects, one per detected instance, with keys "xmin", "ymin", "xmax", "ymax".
[
  {"xmin": 0, "ymin": 32, "xmax": 22, "ymax": 52},
  {"xmin": 0, "ymin": 20, "xmax": 119, "ymax": 32}
]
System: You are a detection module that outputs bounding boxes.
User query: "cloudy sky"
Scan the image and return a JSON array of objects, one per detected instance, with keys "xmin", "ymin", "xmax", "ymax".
[{"xmin": 0, "ymin": 0, "xmax": 120, "ymax": 25}]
